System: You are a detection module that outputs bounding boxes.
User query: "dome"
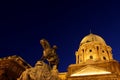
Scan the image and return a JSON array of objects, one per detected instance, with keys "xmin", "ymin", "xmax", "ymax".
[
  {"xmin": 80, "ymin": 33, "xmax": 106, "ymax": 45},
  {"xmin": 76, "ymin": 33, "xmax": 113, "ymax": 64}
]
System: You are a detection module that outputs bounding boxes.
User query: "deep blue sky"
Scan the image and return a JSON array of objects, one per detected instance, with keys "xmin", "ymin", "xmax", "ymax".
[{"xmin": 0, "ymin": 0, "xmax": 120, "ymax": 72}]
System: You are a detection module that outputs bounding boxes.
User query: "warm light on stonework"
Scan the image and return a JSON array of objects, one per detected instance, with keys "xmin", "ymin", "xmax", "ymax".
[
  {"xmin": 70, "ymin": 66, "xmax": 111, "ymax": 77},
  {"xmin": 71, "ymin": 71, "xmax": 111, "ymax": 76}
]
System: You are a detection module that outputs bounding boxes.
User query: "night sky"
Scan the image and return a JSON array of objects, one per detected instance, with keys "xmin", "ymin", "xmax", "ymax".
[{"xmin": 0, "ymin": 0, "xmax": 120, "ymax": 72}]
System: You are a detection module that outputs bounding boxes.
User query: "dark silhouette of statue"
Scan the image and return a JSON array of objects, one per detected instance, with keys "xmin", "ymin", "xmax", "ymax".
[
  {"xmin": 40, "ymin": 39, "xmax": 59, "ymax": 69},
  {"xmin": 17, "ymin": 39, "xmax": 60, "ymax": 80}
]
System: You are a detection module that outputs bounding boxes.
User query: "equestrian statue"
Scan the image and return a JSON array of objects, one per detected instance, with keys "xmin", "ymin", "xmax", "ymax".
[{"xmin": 17, "ymin": 39, "xmax": 60, "ymax": 80}]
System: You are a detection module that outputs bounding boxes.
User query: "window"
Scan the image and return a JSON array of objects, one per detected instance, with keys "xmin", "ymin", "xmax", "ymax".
[
  {"xmin": 102, "ymin": 50, "xmax": 104, "ymax": 53},
  {"xmin": 90, "ymin": 56, "xmax": 93, "ymax": 59},
  {"xmin": 82, "ymin": 49, "xmax": 84, "ymax": 53},
  {"xmin": 107, "ymin": 50, "xmax": 109, "ymax": 54},
  {"xmin": 103, "ymin": 56, "xmax": 106, "ymax": 60},
  {"xmin": 96, "ymin": 46, "xmax": 99, "ymax": 50},
  {"xmin": 86, "ymin": 40, "xmax": 90, "ymax": 43},
  {"xmin": 89, "ymin": 49, "xmax": 92, "ymax": 52}
]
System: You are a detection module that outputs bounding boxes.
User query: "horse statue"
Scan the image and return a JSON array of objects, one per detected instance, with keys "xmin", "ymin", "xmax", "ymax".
[
  {"xmin": 17, "ymin": 39, "xmax": 60, "ymax": 80},
  {"xmin": 17, "ymin": 61, "xmax": 60, "ymax": 80},
  {"xmin": 40, "ymin": 39, "xmax": 59, "ymax": 69}
]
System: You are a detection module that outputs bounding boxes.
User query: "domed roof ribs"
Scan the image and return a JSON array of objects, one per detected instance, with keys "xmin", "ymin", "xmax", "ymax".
[{"xmin": 80, "ymin": 33, "xmax": 106, "ymax": 46}]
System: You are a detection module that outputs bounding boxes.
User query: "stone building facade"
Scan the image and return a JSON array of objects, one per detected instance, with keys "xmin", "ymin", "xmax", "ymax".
[
  {"xmin": 0, "ymin": 33, "xmax": 120, "ymax": 80},
  {"xmin": 0, "ymin": 55, "xmax": 31, "ymax": 80},
  {"xmin": 59, "ymin": 33, "xmax": 120, "ymax": 80}
]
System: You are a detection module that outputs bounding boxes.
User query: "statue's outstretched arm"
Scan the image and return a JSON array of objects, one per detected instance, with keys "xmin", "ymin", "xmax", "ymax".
[{"xmin": 40, "ymin": 39, "xmax": 51, "ymax": 49}]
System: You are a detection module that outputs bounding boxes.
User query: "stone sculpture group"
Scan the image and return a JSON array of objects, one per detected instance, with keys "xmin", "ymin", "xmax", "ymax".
[{"xmin": 17, "ymin": 39, "xmax": 60, "ymax": 80}]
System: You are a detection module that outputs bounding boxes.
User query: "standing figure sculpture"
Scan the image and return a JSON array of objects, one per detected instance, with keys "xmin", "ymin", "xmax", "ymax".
[{"xmin": 40, "ymin": 39, "xmax": 59, "ymax": 69}]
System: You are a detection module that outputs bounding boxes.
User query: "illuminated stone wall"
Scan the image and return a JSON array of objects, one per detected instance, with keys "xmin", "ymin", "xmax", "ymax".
[
  {"xmin": 58, "ymin": 72, "xmax": 67, "ymax": 80},
  {"xmin": 66, "ymin": 33, "xmax": 120, "ymax": 80},
  {"xmin": 67, "ymin": 74, "xmax": 120, "ymax": 80},
  {"xmin": 0, "ymin": 55, "xmax": 31, "ymax": 80}
]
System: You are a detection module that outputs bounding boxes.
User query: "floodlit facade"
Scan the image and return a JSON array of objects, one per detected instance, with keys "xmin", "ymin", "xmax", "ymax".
[{"xmin": 59, "ymin": 33, "xmax": 120, "ymax": 80}]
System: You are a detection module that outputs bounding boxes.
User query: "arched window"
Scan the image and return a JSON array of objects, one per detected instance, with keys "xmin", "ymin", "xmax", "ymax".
[
  {"xmin": 90, "ymin": 56, "xmax": 93, "ymax": 59},
  {"xmin": 96, "ymin": 46, "xmax": 99, "ymax": 50},
  {"xmin": 82, "ymin": 49, "xmax": 84, "ymax": 53}
]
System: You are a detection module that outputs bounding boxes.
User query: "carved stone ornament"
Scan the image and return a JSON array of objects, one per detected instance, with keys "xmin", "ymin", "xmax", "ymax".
[{"xmin": 17, "ymin": 61, "xmax": 61, "ymax": 80}]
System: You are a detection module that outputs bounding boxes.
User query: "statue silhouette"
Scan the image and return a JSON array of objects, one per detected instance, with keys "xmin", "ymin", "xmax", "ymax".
[{"xmin": 40, "ymin": 39, "xmax": 59, "ymax": 69}]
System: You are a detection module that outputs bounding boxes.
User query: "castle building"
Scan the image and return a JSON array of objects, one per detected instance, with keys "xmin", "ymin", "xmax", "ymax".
[
  {"xmin": 0, "ymin": 33, "xmax": 120, "ymax": 80},
  {"xmin": 59, "ymin": 33, "xmax": 120, "ymax": 80}
]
